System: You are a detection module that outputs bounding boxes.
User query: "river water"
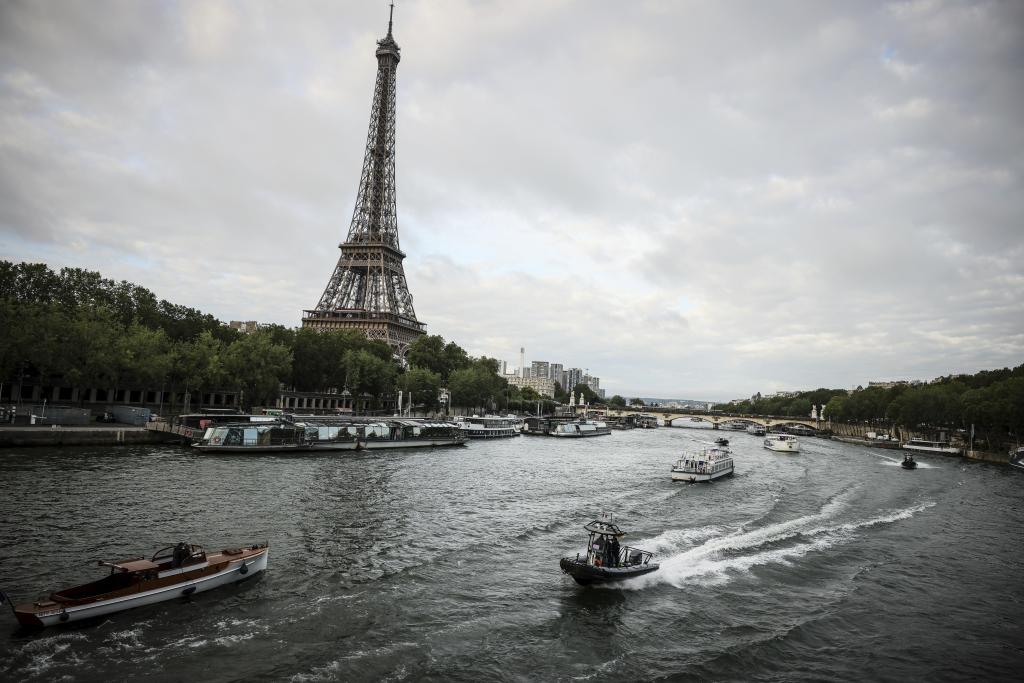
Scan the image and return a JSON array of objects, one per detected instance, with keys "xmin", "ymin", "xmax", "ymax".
[{"xmin": 0, "ymin": 428, "xmax": 1021, "ymax": 681}]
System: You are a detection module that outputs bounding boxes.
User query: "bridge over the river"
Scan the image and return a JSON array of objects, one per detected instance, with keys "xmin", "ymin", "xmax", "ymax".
[{"xmin": 607, "ymin": 409, "xmax": 822, "ymax": 430}]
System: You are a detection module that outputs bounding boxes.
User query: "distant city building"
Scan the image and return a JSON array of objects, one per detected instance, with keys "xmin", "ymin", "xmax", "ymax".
[
  {"xmin": 566, "ymin": 368, "xmax": 583, "ymax": 392},
  {"xmin": 868, "ymin": 380, "xmax": 923, "ymax": 389},
  {"xmin": 531, "ymin": 361, "xmax": 550, "ymax": 380},
  {"xmin": 499, "ymin": 360, "xmax": 507, "ymax": 375},
  {"xmin": 506, "ymin": 375, "xmax": 555, "ymax": 397},
  {"xmin": 549, "ymin": 363, "xmax": 563, "ymax": 387},
  {"xmin": 228, "ymin": 320, "xmax": 260, "ymax": 333}
]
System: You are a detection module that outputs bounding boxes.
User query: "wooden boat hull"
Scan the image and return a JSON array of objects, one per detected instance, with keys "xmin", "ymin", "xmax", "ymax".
[
  {"xmin": 559, "ymin": 557, "xmax": 659, "ymax": 585},
  {"xmin": 10, "ymin": 546, "xmax": 268, "ymax": 628}
]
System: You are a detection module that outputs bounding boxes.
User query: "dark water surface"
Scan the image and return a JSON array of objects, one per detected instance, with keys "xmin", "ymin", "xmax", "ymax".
[{"xmin": 1, "ymin": 429, "xmax": 1022, "ymax": 681}]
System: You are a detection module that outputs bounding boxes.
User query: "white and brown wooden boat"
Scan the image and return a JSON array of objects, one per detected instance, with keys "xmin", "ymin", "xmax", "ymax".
[{"xmin": 1, "ymin": 541, "xmax": 269, "ymax": 628}]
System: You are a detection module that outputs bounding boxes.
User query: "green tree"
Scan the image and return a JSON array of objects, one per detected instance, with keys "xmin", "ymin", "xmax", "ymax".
[
  {"xmin": 223, "ymin": 330, "xmax": 293, "ymax": 410},
  {"xmin": 400, "ymin": 367, "xmax": 442, "ymax": 412}
]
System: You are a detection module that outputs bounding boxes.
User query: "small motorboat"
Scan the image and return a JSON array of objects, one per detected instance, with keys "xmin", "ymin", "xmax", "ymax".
[
  {"xmin": 1, "ymin": 541, "xmax": 268, "ymax": 628},
  {"xmin": 902, "ymin": 455, "xmax": 918, "ymax": 470},
  {"xmin": 559, "ymin": 518, "xmax": 659, "ymax": 586},
  {"xmin": 1009, "ymin": 447, "xmax": 1024, "ymax": 471},
  {"xmin": 714, "ymin": 437, "xmax": 729, "ymax": 446}
]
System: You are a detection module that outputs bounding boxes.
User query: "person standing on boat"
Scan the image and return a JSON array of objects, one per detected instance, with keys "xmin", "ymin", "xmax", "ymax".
[{"xmin": 609, "ymin": 536, "xmax": 621, "ymax": 567}]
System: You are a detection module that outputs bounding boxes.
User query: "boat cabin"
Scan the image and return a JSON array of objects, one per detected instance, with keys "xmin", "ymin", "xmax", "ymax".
[
  {"xmin": 581, "ymin": 520, "xmax": 652, "ymax": 568},
  {"xmin": 202, "ymin": 422, "xmax": 304, "ymax": 448}
]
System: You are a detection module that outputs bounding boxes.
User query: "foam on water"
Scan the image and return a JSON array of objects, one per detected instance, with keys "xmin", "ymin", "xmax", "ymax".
[{"xmin": 618, "ymin": 495, "xmax": 936, "ymax": 590}]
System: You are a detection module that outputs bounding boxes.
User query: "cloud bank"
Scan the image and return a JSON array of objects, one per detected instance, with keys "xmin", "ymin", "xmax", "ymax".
[{"xmin": 1, "ymin": 0, "xmax": 1022, "ymax": 399}]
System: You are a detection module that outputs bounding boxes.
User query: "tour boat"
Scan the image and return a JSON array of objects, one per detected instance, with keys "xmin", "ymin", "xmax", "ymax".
[
  {"xmin": 747, "ymin": 424, "xmax": 766, "ymax": 436},
  {"xmin": 193, "ymin": 421, "xmax": 311, "ymax": 453},
  {"xmin": 635, "ymin": 415, "xmax": 659, "ymax": 429},
  {"xmin": 550, "ymin": 420, "xmax": 611, "ymax": 438},
  {"xmin": 764, "ymin": 434, "xmax": 800, "ymax": 452},
  {"xmin": 193, "ymin": 419, "xmax": 465, "ymax": 452},
  {"xmin": 455, "ymin": 415, "xmax": 521, "ymax": 439},
  {"xmin": 901, "ymin": 455, "xmax": 918, "ymax": 470},
  {"xmin": 1, "ymin": 542, "xmax": 269, "ymax": 628},
  {"xmin": 901, "ymin": 439, "xmax": 960, "ymax": 454},
  {"xmin": 356, "ymin": 420, "xmax": 467, "ymax": 449},
  {"xmin": 559, "ymin": 518, "xmax": 659, "ymax": 586},
  {"xmin": 672, "ymin": 446, "xmax": 735, "ymax": 482}
]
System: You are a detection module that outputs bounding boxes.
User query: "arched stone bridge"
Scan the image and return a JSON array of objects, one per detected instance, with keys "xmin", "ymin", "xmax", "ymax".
[{"xmin": 607, "ymin": 409, "xmax": 821, "ymax": 430}]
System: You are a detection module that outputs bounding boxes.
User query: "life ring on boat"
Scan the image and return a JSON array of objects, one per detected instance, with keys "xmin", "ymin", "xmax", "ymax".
[{"xmin": 212, "ymin": 436, "xmax": 222, "ymax": 444}]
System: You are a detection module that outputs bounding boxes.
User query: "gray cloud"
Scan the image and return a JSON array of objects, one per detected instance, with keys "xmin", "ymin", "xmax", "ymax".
[{"xmin": 1, "ymin": 0, "xmax": 1021, "ymax": 400}]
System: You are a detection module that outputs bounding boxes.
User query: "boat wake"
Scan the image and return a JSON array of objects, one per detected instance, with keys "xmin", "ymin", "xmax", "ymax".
[
  {"xmin": 617, "ymin": 497, "xmax": 936, "ymax": 590},
  {"xmin": 873, "ymin": 452, "xmax": 941, "ymax": 469}
]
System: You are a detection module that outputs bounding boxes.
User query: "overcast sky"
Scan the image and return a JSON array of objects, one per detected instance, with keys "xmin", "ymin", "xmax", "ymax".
[{"xmin": 1, "ymin": 1, "xmax": 1022, "ymax": 400}]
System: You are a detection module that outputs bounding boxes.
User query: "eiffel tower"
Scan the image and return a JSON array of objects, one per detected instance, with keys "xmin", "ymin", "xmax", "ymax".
[{"xmin": 302, "ymin": 5, "xmax": 426, "ymax": 355}]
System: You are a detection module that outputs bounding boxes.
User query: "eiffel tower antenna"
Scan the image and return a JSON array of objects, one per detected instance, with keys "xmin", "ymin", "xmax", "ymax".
[{"xmin": 303, "ymin": 5, "xmax": 426, "ymax": 356}]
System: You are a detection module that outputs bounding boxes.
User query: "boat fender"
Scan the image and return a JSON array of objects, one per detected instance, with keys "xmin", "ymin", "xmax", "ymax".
[
  {"xmin": 182, "ymin": 585, "xmax": 196, "ymax": 596},
  {"xmin": 59, "ymin": 611, "xmax": 69, "ymax": 622},
  {"xmin": 238, "ymin": 561, "xmax": 249, "ymax": 575}
]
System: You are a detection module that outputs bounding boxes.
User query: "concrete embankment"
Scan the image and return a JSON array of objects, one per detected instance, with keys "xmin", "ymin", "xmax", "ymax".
[
  {"xmin": 964, "ymin": 449, "xmax": 1011, "ymax": 465},
  {"xmin": 0, "ymin": 426, "xmax": 173, "ymax": 448}
]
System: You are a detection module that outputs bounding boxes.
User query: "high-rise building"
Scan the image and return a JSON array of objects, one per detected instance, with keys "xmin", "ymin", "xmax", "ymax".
[
  {"xmin": 531, "ymin": 361, "xmax": 549, "ymax": 380},
  {"xmin": 549, "ymin": 363, "xmax": 563, "ymax": 388},
  {"xmin": 302, "ymin": 8, "xmax": 425, "ymax": 356},
  {"xmin": 566, "ymin": 368, "xmax": 583, "ymax": 393}
]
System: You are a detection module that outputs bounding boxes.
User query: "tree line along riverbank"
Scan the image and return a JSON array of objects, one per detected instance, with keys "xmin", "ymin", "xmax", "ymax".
[
  {"xmin": 0, "ymin": 261, "xmax": 588, "ymax": 416},
  {"xmin": 2, "ymin": 260, "xmax": 1020, "ymax": 453},
  {"xmin": 714, "ymin": 366, "xmax": 1023, "ymax": 454}
]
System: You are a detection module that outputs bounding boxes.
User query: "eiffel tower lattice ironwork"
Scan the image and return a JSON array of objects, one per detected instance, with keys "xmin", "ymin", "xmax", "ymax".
[{"xmin": 302, "ymin": 6, "xmax": 425, "ymax": 354}]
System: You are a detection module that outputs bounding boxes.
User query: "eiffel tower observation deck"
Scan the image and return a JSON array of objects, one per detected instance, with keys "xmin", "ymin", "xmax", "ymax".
[{"xmin": 303, "ymin": 6, "xmax": 426, "ymax": 355}]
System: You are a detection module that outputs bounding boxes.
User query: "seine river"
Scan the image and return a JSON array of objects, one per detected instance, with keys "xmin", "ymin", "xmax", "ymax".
[{"xmin": 1, "ymin": 428, "xmax": 1021, "ymax": 681}]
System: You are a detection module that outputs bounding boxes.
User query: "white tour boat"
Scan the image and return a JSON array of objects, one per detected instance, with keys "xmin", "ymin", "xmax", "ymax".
[
  {"xmin": 455, "ymin": 415, "xmax": 521, "ymax": 439},
  {"xmin": 764, "ymin": 434, "xmax": 800, "ymax": 452},
  {"xmin": 2, "ymin": 542, "xmax": 268, "ymax": 628},
  {"xmin": 550, "ymin": 420, "xmax": 611, "ymax": 437},
  {"xmin": 746, "ymin": 424, "xmax": 767, "ymax": 436},
  {"xmin": 671, "ymin": 446, "xmax": 734, "ymax": 482},
  {"xmin": 901, "ymin": 439, "xmax": 960, "ymax": 455}
]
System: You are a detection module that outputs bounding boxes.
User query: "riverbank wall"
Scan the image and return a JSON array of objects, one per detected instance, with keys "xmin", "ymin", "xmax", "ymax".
[
  {"xmin": 965, "ymin": 449, "xmax": 1012, "ymax": 465},
  {"xmin": 0, "ymin": 426, "xmax": 171, "ymax": 448}
]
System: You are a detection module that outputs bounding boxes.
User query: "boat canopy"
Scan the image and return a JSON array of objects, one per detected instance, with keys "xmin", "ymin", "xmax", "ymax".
[{"xmin": 583, "ymin": 520, "xmax": 625, "ymax": 537}]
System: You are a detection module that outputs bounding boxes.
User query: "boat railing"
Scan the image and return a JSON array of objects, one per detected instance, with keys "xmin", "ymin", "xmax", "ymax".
[
  {"xmin": 575, "ymin": 545, "xmax": 654, "ymax": 567},
  {"xmin": 619, "ymin": 545, "xmax": 654, "ymax": 566}
]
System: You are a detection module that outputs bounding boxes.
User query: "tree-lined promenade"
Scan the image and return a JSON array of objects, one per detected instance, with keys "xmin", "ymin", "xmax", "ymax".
[
  {"xmin": 714, "ymin": 370, "xmax": 1024, "ymax": 451},
  {"xmin": 0, "ymin": 262, "xmax": 590, "ymax": 414},
  {"xmin": 2, "ymin": 261, "xmax": 1020, "ymax": 449}
]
